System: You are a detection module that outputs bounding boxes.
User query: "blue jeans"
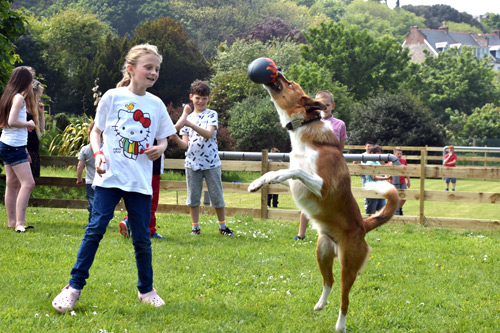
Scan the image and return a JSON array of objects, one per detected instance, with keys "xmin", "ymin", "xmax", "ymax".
[
  {"xmin": 69, "ymin": 186, "xmax": 153, "ymax": 294},
  {"xmin": 85, "ymin": 184, "xmax": 95, "ymax": 224},
  {"xmin": 365, "ymin": 198, "xmax": 386, "ymax": 215}
]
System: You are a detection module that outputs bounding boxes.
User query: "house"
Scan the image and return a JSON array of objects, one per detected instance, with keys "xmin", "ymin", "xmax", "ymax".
[{"xmin": 403, "ymin": 26, "xmax": 500, "ymax": 70}]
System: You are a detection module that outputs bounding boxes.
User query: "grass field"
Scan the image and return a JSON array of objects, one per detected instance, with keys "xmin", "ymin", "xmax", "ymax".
[{"xmin": 1, "ymin": 207, "xmax": 499, "ymax": 332}]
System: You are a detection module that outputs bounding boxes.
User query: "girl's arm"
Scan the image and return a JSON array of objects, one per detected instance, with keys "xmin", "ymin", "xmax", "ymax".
[
  {"xmin": 8, "ymin": 95, "xmax": 35, "ymax": 130},
  {"xmin": 144, "ymin": 138, "xmax": 168, "ymax": 161},
  {"xmin": 38, "ymin": 102, "xmax": 45, "ymax": 133},
  {"xmin": 90, "ymin": 126, "xmax": 106, "ymax": 176}
]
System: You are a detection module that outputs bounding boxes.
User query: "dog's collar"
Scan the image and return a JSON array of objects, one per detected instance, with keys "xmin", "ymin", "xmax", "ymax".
[{"xmin": 285, "ymin": 114, "xmax": 322, "ymax": 131}]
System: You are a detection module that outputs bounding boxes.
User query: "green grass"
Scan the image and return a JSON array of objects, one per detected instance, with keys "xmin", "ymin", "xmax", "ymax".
[{"xmin": 0, "ymin": 207, "xmax": 499, "ymax": 332}]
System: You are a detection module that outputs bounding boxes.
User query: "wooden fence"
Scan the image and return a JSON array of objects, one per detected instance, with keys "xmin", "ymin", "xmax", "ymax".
[{"xmin": 23, "ymin": 146, "xmax": 500, "ymax": 230}]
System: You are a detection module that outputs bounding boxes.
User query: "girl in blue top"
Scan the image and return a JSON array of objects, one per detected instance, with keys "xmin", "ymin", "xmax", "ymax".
[
  {"xmin": 52, "ymin": 44, "xmax": 176, "ymax": 313},
  {"xmin": 0, "ymin": 66, "xmax": 36, "ymax": 233}
]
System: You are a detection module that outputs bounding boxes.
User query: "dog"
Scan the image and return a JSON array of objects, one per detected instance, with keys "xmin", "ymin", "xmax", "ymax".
[{"xmin": 248, "ymin": 72, "xmax": 399, "ymax": 332}]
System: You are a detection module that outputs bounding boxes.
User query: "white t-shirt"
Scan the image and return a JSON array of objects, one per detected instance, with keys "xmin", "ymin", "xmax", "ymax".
[
  {"xmin": 0, "ymin": 94, "xmax": 28, "ymax": 147},
  {"xmin": 179, "ymin": 108, "xmax": 221, "ymax": 171},
  {"xmin": 78, "ymin": 144, "xmax": 97, "ymax": 184},
  {"xmin": 93, "ymin": 87, "xmax": 176, "ymax": 195}
]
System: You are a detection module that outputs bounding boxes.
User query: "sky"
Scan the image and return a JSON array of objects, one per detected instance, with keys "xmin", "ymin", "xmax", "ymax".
[{"xmin": 386, "ymin": 0, "xmax": 500, "ymax": 17}]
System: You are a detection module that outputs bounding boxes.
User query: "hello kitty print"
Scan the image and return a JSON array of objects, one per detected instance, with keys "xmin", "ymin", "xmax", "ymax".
[{"xmin": 114, "ymin": 103, "xmax": 151, "ymax": 160}]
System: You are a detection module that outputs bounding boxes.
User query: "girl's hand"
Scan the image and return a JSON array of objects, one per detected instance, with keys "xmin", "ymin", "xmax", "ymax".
[
  {"xmin": 144, "ymin": 145, "xmax": 163, "ymax": 161},
  {"xmin": 26, "ymin": 120, "xmax": 36, "ymax": 131},
  {"xmin": 95, "ymin": 154, "xmax": 106, "ymax": 176},
  {"xmin": 38, "ymin": 102, "xmax": 44, "ymax": 114}
]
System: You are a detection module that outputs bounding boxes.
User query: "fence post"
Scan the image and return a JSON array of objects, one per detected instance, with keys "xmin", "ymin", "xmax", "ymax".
[
  {"xmin": 484, "ymin": 145, "xmax": 487, "ymax": 167},
  {"xmin": 419, "ymin": 146, "xmax": 427, "ymax": 226},
  {"xmin": 261, "ymin": 149, "xmax": 269, "ymax": 219}
]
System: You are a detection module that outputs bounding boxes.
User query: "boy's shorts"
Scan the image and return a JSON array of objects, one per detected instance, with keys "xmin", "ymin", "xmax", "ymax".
[
  {"xmin": 186, "ymin": 166, "xmax": 225, "ymax": 208},
  {"xmin": 0, "ymin": 142, "xmax": 29, "ymax": 166},
  {"xmin": 444, "ymin": 178, "xmax": 456, "ymax": 183}
]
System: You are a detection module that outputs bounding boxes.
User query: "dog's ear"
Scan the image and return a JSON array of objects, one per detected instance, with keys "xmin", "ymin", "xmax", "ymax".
[{"xmin": 301, "ymin": 96, "xmax": 327, "ymax": 113}]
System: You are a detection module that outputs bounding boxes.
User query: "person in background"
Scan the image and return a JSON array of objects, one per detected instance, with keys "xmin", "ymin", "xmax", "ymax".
[
  {"xmin": 27, "ymin": 79, "xmax": 45, "ymax": 177},
  {"xmin": 76, "ymin": 121, "xmax": 97, "ymax": 229},
  {"xmin": 364, "ymin": 145, "xmax": 390, "ymax": 215},
  {"xmin": 388, "ymin": 147, "xmax": 410, "ymax": 215},
  {"xmin": 443, "ymin": 145, "xmax": 457, "ymax": 191},
  {"xmin": 0, "ymin": 67, "xmax": 36, "ymax": 233},
  {"xmin": 267, "ymin": 147, "xmax": 280, "ymax": 208}
]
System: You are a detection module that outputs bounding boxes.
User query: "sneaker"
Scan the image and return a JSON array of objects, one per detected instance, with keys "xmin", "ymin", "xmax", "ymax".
[
  {"xmin": 293, "ymin": 235, "xmax": 305, "ymax": 241},
  {"xmin": 151, "ymin": 232, "xmax": 166, "ymax": 239},
  {"xmin": 52, "ymin": 285, "xmax": 80, "ymax": 313},
  {"xmin": 191, "ymin": 228, "xmax": 201, "ymax": 235},
  {"xmin": 219, "ymin": 227, "xmax": 234, "ymax": 236},
  {"xmin": 138, "ymin": 288, "xmax": 165, "ymax": 307},
  {"xmin": 119, "ymin": 218, "xmax": 130, "ymax": 238},
  {"xmin": 452, "ymin": 189, "xmax": 455, "ymax": 192},
  {"xmin": 445, "ymin": 188, "xmax": 449, "ymax": 191}
]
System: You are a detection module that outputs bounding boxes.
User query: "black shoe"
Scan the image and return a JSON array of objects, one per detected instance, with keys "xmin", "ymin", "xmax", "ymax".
[
  {"xmin": 219, "ymin": 227, "xmax": 234, "ymax": 236},
  {"xmin": 191, "ymin": 228, "xmax": 201, "ymax": 235}
]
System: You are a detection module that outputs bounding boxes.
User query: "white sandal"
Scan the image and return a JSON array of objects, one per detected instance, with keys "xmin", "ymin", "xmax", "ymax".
[
  {"xmin": 138, "ymin": 288, "xmax": 165, "ymax": 307},
  {"xmin": 52, "ymin": 285, "xmax": 80, "ymax": 313}
]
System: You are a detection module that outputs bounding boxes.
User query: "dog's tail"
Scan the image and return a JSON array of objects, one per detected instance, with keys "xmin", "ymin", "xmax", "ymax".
[{"xmin": 362, "ymin": 181, "xmax": 399, "ymax": 233}]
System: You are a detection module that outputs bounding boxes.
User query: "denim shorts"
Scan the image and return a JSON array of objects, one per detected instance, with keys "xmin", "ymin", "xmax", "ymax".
[
  {"xmin": 0, "ymin": 142, "xmax": 29, "ymax": 166},
  {"xmin": 444, "ymin": 177, "xmax": 456, "ymax": 183}
]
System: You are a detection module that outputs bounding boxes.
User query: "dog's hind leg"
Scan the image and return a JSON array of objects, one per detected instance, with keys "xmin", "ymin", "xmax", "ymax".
[
  {"xmin": 335, "ymin": 237, "xmax": 370, "ymax": 332},
  {"xmin": 314, "ymin": 233, "xmax": 336, "ymax": 311}
]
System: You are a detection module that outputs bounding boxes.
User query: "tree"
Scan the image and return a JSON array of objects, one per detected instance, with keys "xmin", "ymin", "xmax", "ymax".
[
  {"xmin": 341, "ymin": 0, "xmax": 427, "ymax": 42},
  {"xmin": 402, "ymin": 4, "xmax": 485, "ymax": 31},
  {"xmin": 228, "ymin": 94, "xmax": 290, "ymax": 152},
  {"xmin": 481, "ymin": 13, "xmax": 500, "ymax": 32},
  {"xmin": 301, "ymin": 21, "xmax": 411, "ymax": 100},
  {"xmin": 0, "ymin": 0, "xmax": 27, "ymax": 88},
  {"xmin": 348, "ymin": 91, "xmax": 445, "ymax": 147},
  {"xmin": 408, "ymin": 48, "xmax": 500, "ymax": 124},
  {"xmin": 309, "ymin": 0, "xmax": 347, "ymax": 22},
  {"xmin": 21, "ymin": 8, "xmax": 112, "ymax": 113},
  {"xmin": 447, "ymin": 104, "xmax": 500, "ymax": 146},
  {"xmin": 132, "ymin": 17, "xmax": 210, "ymax": 107}
]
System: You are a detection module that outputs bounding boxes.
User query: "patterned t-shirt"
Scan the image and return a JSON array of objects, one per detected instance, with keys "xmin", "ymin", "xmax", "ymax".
[{"xmin": 179, "ymin": 108, "xmax": 221, "ymax": 171}]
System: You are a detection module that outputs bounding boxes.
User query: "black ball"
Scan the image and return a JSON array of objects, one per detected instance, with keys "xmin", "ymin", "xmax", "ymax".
[{"xmin": 247, "ymin": 57, "xmax": 278, "ymax": 84}]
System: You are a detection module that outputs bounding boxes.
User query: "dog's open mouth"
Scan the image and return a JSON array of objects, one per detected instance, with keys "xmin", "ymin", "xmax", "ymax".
[{"xmin": 265, "ymin": 72, "xmax": 285, "ymax": 92}]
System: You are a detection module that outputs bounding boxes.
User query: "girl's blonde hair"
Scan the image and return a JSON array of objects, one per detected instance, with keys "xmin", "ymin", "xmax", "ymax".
[
  {"xmin": 116, "ymin": 44, "xmax": 162, "ymax": 88},
  {"xmin": 27, "ymin": 80, "xmax": 44, "ymax": 138}
]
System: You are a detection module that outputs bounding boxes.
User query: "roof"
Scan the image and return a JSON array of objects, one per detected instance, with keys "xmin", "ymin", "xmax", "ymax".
[{"xmin": 419, "ymin": 29, "xmax": 481, "ymax": 48}]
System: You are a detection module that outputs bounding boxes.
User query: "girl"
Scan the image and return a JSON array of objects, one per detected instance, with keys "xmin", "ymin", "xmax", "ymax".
[
  {"xmin": 52, "ymin": 44, "xmax": 176, "ymax": 313},
  {"xmin": 27, "ymin": 79, "xmax": 45, "ymax": 177},
  {"xmin": 0, "ymin": 67, "xmax": 36, "ymax": 233}
]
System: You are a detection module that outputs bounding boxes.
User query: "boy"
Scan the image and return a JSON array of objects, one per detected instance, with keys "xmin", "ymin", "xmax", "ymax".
[
  {"xmin": 76, "ymin": 121, "xmax": 97, "ymax": 229},
  {"xmin": 365, "ymin": 145, "xmax": 390, "ymax": 215},
  {"xmin": 443, "ymin": 145, "xmax": 457, "ymax": 191},
  {"xmin": 179, "ymin": 80, "xmax": 233, "ymax": 236},
  {"xmin": 294, "ymin": 90, "xmax": 347, "ymax": 240},
  {"xmin": 389, "ymin": 147, "xmax": 410, "ymax": 215}
]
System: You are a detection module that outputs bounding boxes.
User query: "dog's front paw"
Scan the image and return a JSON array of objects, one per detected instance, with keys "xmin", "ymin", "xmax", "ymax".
[{"xmin": 248, "ymin": 178, "xmax": 265, "ymax": 192}]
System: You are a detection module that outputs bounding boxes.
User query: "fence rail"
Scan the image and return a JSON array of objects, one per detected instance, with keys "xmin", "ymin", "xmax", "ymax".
[{"xmin": 17, "ymin": 146, "xmax": 500, "ymax": 230}]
